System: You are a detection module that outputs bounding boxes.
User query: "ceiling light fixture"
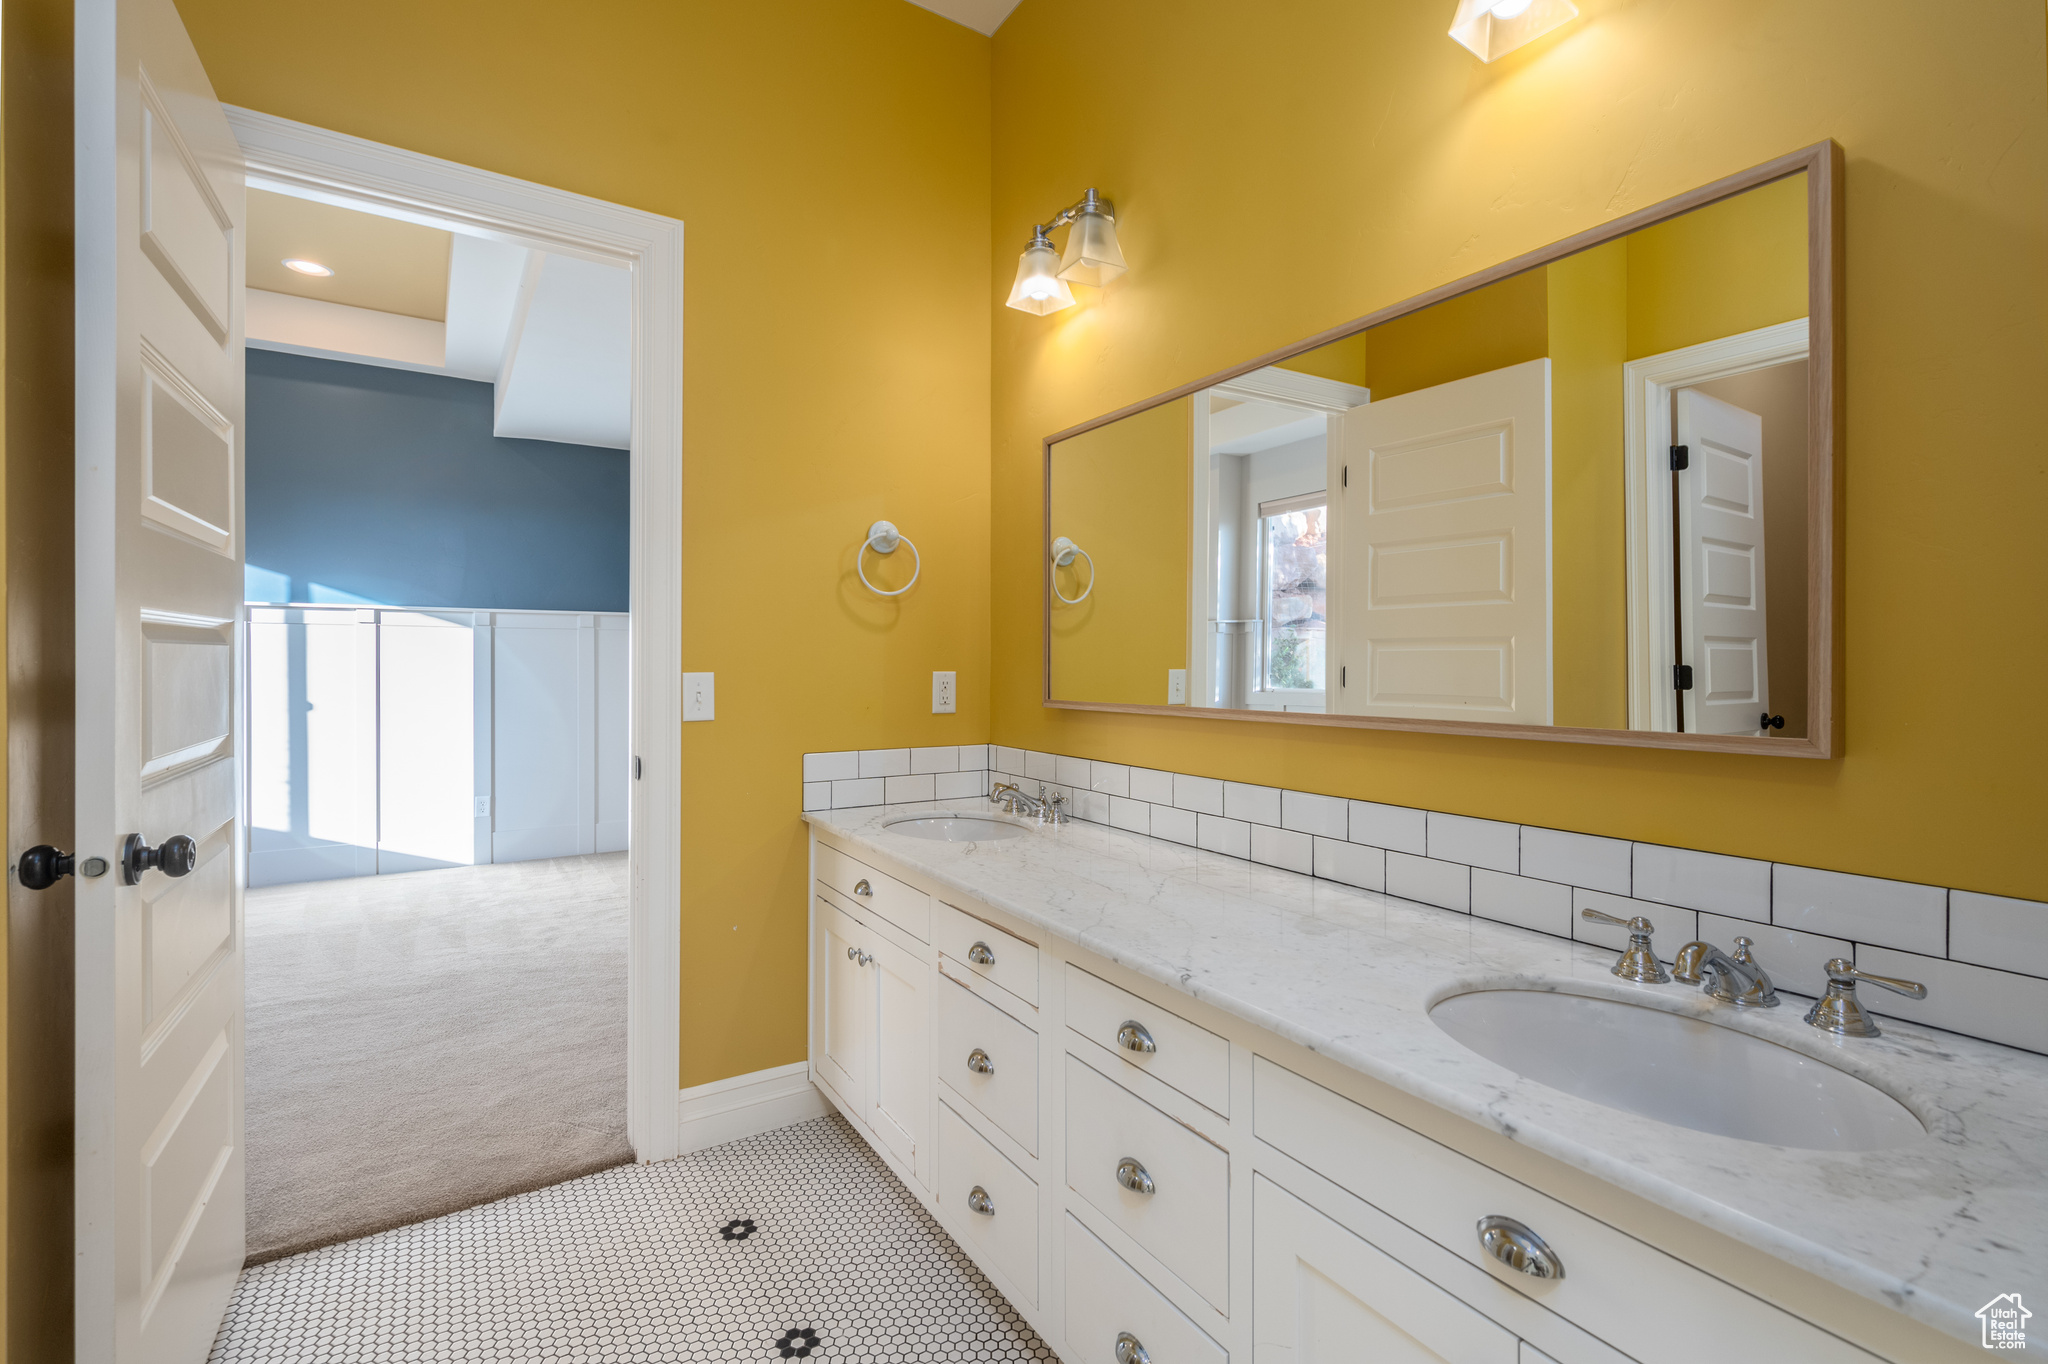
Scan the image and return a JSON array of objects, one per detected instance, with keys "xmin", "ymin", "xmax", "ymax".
[
  {"xmin": 1448, "ymin": 0, "xmax": 1577, "ymax": 61},
  {"xmin": 1004, "ymin": 187, "xmax": 1126, "ymax": 316},
  {"xmin": 282, "ymin": 258, "xmax": 334, "ymax": 277}
]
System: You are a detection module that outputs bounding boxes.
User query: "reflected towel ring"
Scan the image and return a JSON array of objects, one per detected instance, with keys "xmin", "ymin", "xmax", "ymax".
[
  {"xmin": 1051, "ymin": 536, "xmax": 1095, "ymax": 604},
  {"xmin": 858, "ymin": 520, "xmax": 921, "ymax": 597}
]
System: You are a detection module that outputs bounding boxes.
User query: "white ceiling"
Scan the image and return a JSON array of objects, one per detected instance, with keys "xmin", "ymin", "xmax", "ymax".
[
  {"xmin": 1210, "ymin": 400, "xmax": 1329, "ymax": 456},
  {"xmin": 904, "ymin": 0, "xmax": 1022, "ymax": 36}
]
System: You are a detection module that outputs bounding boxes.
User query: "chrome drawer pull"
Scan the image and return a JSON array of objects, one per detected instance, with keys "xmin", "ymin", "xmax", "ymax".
[
  {"xmin": 1115, "ymin": 1157, "xmax": 1155, "ymax": 1195},
  {"xmin": 967, "ymin": 1185, "xmax": 995, "ymax": 1216},
  {"xmin": 1476, "ymin": 1215, "xmax": 1565, "ymax": 1280},
  {"xmin": 1114, "ymin": 1332, "xmax": 1151, "ymax": 1364},
  {"xmin": 853, "ymin": 878, "xmax": 873, "ymax": 897},
  {"xmin": 966, "ymin": 1048, "xmax": 995, "ymax": 1076},
  {"xmin": 1115, "ymin": 1021, "xmax": 1156, "ymax": 1054},
  {"xmin": 968, "ymin": 941, "xmax": 997, "ymax": 966}
]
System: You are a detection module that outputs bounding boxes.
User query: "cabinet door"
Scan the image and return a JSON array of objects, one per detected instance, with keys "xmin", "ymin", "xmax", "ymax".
[
  {"xmin": 814, "ymin": 896, "xmax": 871, "ymax": 1114},
  {"xmin": 1254, "ymin": 1176, "xmax": 1519, "ymax": 1363},
  {"xmin": 869, "ymin": 927, "xmax": 931, "ymax": 1186}
]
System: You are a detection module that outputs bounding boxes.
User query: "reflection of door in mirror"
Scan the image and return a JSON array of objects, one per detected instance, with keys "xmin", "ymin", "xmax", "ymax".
[{"xmin": 1676, "ymin": 388, "xmax": 1770, "ymax": 734}]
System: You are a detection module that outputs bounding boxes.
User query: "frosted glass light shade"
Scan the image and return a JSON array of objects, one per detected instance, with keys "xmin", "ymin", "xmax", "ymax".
[
  {"xmin": 1006, "ymin": 240, "xmax": 1076, "ymax": 314},
  {"xmin": 1448, "ymin": 0, "xmax": 1577, "ymax": 61},
  {"xmin": 1057, "ymin": 207, "xmax": 1127, "ymax": 287}
]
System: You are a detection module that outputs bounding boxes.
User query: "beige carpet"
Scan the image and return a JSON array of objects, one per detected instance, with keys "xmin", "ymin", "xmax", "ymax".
[{"xmin": 244, "ymin": 853, "xmax": 632, "ymax": 1264}]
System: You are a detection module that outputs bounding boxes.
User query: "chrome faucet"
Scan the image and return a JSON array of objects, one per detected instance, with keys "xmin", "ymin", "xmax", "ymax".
[
  {"xmin": 1578, "ymin": 907, "xmax": 1669, "ymax": 983},
  {"xmin": 1803, "ymin": 958, "xmax": 1926, "ymax": 1038},
  {"xmin": 1671, "ymin": 936, "xmax": 1779, "ymax": 1007},
  {"xmin": 990, "ymin": 781, "xmax": 1069, "ymax": 826}
]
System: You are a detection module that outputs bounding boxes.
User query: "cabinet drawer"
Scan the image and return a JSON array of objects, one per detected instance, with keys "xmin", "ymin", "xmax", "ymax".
[
  {"xmin": 938, "ymin": 1101, "xmax": 1038, "ymax": 1304},
  {"xmin": 1254, "ymin": 1174, "xmax": 1518, "ymax": 1363},
  {"xmin": 1063, "ymin": 1213, "xmax": 1226, "ymax": 1364},
  {"xmin": 1065, "ymin": 1055, "xmax": 1230, "ymax": 1313},
  {"xmin": 933, "ymin": 900, "xmax": 1038, "ymax": 1005},
  {"xmin": 1066, "ymin": 963, "xmax": 1230, "ymax": 1116},
  {"xmin": 817, "ymin": 842, "xmax": 929, "ymax": 941},
  {"xmin": 936, "ymin": 974, "xmax": 1039, "ymax": 1156},
  {"xmin": 1253, "ymin": 1058, "xmax": 1879, "ymax": 1364}
]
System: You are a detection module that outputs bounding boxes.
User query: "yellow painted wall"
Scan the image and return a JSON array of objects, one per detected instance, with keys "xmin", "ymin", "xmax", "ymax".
[
  {"xmin": 177, "ymin": 0, "xmax": 994, "ymax": 1088},
  {"xmin": 991, "ymin": 0, "xmax": 2048, "ymax": 902},
  {"xmin": 1360, "ymin": 268, "xmax": 1547, "ymax": 401},
  {"xmin": 1048, "ymin": 398, "xmax": 1189, "ymax": 704},
  {"xmin": 1627, "ymin": 172, "xmax": 1808, "ymax": 360}
]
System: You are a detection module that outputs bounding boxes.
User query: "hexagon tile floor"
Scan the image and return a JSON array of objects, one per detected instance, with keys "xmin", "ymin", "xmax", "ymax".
[{"xmin": 208, "ymin": 1113, "xmax": 1060, "ymax": 1362}]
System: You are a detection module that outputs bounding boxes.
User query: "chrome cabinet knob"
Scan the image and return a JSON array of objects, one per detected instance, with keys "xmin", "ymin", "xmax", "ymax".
[
  {"xmin": 1115, "ymin": 1021, "xmax": 1156, "ymax": 1054},
  {"xmin": 121, "ymin": 832, "xmax": 197, "ymax": 886},
  {"xmin": 1114, "ymin": 1331, "xmax": 1152, "ymax": 1364},
  {"xmin": 966, "ymin": 1048, "xmax": 994, "ymax": 1076},
  {"xmin": 845, "ymin": 946, "xmax": 872, "ymax": 966},
  {"xmin": 1115, "ymin": 1156, "xmax": 1155, "ymax": 1195},
  {"xmin": 1476, "ymin": 1215, "xmax": 1565, "ymax": 1280},
  {"xmin": 852, "ymin": 878, "xmax": 873, "ymax": 897},
  {"xmin": 1804, "ymin": 958, "xmax": 1927, "ymax": 1038},
  {"xmin": 968, "ymin": 941, "xmax": 996, "ymax": 966},
  {"xmin": 967, "ymin": 1185, "xmax": 995, "ymax": 1216},
  {"xmin": 1578, "ymin": 907, "xmax": 1670, "ymax": 984}
]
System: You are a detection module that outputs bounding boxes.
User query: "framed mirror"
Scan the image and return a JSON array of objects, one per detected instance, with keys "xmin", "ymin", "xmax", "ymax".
[{"xmin": 1044, "ymin": 142, "xmax": 1839, "ymax": 757}]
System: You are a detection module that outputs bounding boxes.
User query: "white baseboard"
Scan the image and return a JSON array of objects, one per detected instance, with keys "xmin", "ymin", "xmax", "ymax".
[{"xmin": 674, "ymin": 1062, "xmax": 830, "ymax": 1156}]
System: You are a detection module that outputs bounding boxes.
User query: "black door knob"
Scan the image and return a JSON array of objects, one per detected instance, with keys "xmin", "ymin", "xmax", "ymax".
[
  {"xmin": 1759, "ymin": 712, "xmax": 1786, "ymax": 732},
  {"xmin": 122, "ymin": 833, "xmax": 197, "ymax": 885},
  {"xmin": 17, "ymin": 845, "xmax": 75, "ymax": 890}
]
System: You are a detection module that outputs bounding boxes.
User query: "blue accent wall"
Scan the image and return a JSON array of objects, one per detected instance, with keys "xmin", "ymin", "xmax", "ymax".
[{"xmin": 245, "ymin": 348, "xmax": 629, "ymax": 611}]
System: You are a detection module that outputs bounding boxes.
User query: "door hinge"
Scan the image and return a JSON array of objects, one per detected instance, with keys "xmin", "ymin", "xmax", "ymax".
[
  {"xmin": 1669, "ymin": 444, "xmax": 1690, "ymax": 471},
  {"xmin": 1673, "ymin": 664, "xmax": 1694, "ymax": 691},
  {"xmin": 1341, "ymin": 464, "xmax": 1349, "ymax": 489},
  {"xmin": 1340, "ymin": 665, "xmax": 1346, "ymax": 688}
]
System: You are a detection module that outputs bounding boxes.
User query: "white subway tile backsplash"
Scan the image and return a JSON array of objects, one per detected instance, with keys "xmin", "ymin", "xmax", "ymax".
[
  {"xmin": 994, "ymin": 746, "xmax": 1027, "ymax": 775},
  {"xmin": 1150, "ymin": 804, "xmax": 1198, "ymax": 846},
  {"xmin": 1108, "ymin": 796, "xmax": 1151, "ymax": 835},
  {"xmin": 803, "ymin": 750, "xmax": 859, "ymax": 782},
  {"xmin": 1387, "ymin": 854, "xmax": 1470, "ymax": 913},
  {"xmin": 831, "ymin": 777, "xmax": 884, "ymax": 808},
  {"xmin": 1428, "ymin": 813, "xmax": 1518, "ymax": 873},
  {"xmin": 1349, "ymin": 801, "xmax": 1427, "ymax": 856},
  {"xmin": 1632, "ymin": 843, "xmax": 1770, "ymax": 923},
  {"xmin": 802, "ymin": 782, "xmax": 831, "ymax": 812},
  {"xmin": 1025, "ymin": 751, "xmax": 1058, "ymax": 781},
  {"xmin": 1224, "ymin": 782, "xmax": 1283, "ymax": 827},
  {"xmin": 883, "ymin": 774, "xmax": 935, "ymax": 803},
  {"xmin": 1471, "ymin": 870, "xmax": 1572, "ymax": 938},
  {"xmin": 934, "ymin": 770, "xmax": 986, "ymax": 801},
  {"xmin": 1129, "ymin": 767, "xmax": 1175, "ymax": 804},
  {"xmin": 1573, "ymin": 889, "xmax": 1696, "ymax": 958},
  {"xmin": 1175, "ymin": 774, "xmax": 1226, "ymax": 816},
  {"xmin": 957, "ymin": 744, "xmax": 990, "ymax": 771},
  {"xmin": 1520, "ymin": 828, "xmax": 1630, "ymax": 897},
  {"xmin": 1090, "ymin": 763, "xmax": 1131, "ymax": 797},
  {"xmin": 910, "ymin": 746, "xmax": 959, "ymax": 774},
  {"xmin": 1949, "ymin": 890, "xmax": 2048, "ymax": 979},
  {"xmin": 858, "ymin": 748, "xmax": 911, "ymax": 779},
  {"xmin": 1695, "ymin": 913, "xmax": 1850, "ymax": 1000},
  {"xmin": 1251, "ymin": 825, "xmax": 1314, "ymax": 875},
  {"xmin": 1854, "ymin": 947, "xmax": 2048, "ymax": 1054},
  {"xmin": 1197, "ymin": 813, "xmax": 1252, "ymax": 860},
  {"xmin": 1282, "ymin": 790, "xmax": 1347, "ymax": 840},
  {"xmin": 1773, "ymin": 864, "xmax": 1946, "ymax": 956},
  {"xmin": 1314, "ymin": 838, "xmax": 1384, "ymax": 891},
  {"xmin": 1073, "ymin": 790, "xmax": 1111, "ymax": 824},
  {"xmin": 1056, "ymin": 755, "xmax": 1092, "ymax": 787}
]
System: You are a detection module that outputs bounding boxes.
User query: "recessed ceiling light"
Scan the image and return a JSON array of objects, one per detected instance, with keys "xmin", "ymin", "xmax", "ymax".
[{"xmin": 282, "ymin": 258, "xmax": 334, "ymax": 277}]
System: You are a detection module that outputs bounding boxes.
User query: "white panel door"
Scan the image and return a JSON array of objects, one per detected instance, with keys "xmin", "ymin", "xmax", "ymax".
[
  {"xmin": 869, "ymin": 927, "xmax": 931, "ymax": 1188},
  {"xmin": 1675, "ymin": 389, "xmax": 1770, "ymax": 735},
  {"xmin": 1334, "ymin": 359, "xmax": 1551, "ymax": 723},
  {"xmin": 377, "ymin": 612, "xmax": 478, "ymax": 873},
  {"xmin": 491, "ymin": 612, "xmax": 592, "ymax": 862},
  {"xmin": 75, "ymin": 0, "xmax": 247, "ymax": 1354},
  {"xmin": 1253, "ymin": 1177, "xmax": 1520, "ymax": 1363}
]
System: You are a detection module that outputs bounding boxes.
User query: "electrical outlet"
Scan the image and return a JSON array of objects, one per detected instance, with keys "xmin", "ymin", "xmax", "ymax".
[
  {"xmin": 1167, "ymin": 669, "xmax": 1188, "ymax": 705},
  {"xmin": 474, "ymin": 796, "xmax": 490, "ymax": 817},
  {"xmin": 683, "ymin": 672, "xmax": 715, "ymax": 721},
  {"xmin": 932, "ymin": 671, "xmax": 956, "ymax": 714}
]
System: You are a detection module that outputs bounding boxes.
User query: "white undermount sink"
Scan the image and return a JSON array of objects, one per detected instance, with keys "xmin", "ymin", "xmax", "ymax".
[
  {"xmin": 1430, "ymin": 988, "xmax": 1926, "ymax": 1151},
  {"xmin": 882, "ymin": 815, "xmax": 1029, "ymax": 843}
]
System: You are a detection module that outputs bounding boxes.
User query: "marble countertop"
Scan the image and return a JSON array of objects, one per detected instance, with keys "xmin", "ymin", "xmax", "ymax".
[{"xmin": 805, "ymin": 799, "xmax": 2048, "ymax": 1345}]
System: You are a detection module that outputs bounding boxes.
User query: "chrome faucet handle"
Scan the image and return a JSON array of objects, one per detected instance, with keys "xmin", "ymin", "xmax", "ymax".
[
  {"xmin": 1579, "ymin": 907, "xmax": 1670, "ymax": 984},
  {"xmin": 1804, "ymin": 957, "xmax": 1926, "ymax": 1038}
]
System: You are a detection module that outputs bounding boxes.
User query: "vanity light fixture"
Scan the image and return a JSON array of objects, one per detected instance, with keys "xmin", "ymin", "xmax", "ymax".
[
  {"xmin": 1448, "ymin": 0, "xmax": 1577, "ymax": 61},
  {"xmin": 282, "ymin": 258, "xmax": 334, "ymax": 276},
  {"xmin": 1004, "ymin": 187, "xmax": 1127, "ymax": 315}
]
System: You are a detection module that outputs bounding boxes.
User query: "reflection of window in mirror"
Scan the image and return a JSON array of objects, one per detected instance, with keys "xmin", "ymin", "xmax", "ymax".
[{"xmin": 1257, "ymin": 495, "xmax": 1326, "ymax": 705}]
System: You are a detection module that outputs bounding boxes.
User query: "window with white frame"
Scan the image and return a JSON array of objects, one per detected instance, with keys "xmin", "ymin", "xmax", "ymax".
[{"xmin": 1257, "ymin": 492, "xmax": 1326, "ymax": 699}]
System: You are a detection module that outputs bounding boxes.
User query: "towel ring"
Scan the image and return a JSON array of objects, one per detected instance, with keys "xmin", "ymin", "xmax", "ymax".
[
  {"xmin": 858, "ymin": 520, "xmax": 920, "ymax": 597},
  {"xmin": 1051, "ymin": 536, "xmax": 1095, "ymax": 604}
]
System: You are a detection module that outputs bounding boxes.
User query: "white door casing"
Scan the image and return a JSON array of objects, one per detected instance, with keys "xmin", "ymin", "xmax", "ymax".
[
  {"xmin": 76, "ymin": 0, "xmax": 247, "ymax": 1356},
  {"xmin": 1675, "ymin": 389, "xmax": 1770, "ymax": 735},
  {"xmin": 1334, "ymin": 359, "xmax": 1552, "ymax": 724}
]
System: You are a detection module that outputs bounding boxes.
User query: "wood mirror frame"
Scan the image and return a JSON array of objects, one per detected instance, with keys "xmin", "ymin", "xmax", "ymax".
[{"xmin": 1041, "ymin": 140, "xmax": 1842, "ymax": 758}]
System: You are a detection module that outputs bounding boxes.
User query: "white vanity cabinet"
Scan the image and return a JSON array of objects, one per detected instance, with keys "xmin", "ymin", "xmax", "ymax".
[{"xmin": 807, "ymin": 828, "xmax": 1927, "ymax": 1364}]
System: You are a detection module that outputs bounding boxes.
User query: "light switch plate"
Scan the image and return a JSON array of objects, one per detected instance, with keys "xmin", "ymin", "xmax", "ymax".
[
  {"xmin": 932, "ymin": 671, "xmax": 956, "ymax": 714},
  {"xmin": 1167, "ymin": 669, "xmax": 1188, "ymax": 705},
  {"xmin": 683, "ymin": 672, "xmax": 715, "ymax": 721}
]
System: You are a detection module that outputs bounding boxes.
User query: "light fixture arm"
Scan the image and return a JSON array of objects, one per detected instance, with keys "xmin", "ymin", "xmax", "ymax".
[{"xmin": 1039, "ymin": 187, "xmax": 1115, "ymax": 233}]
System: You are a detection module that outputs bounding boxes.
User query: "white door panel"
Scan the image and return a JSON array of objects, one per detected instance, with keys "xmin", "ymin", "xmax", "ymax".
[
  {"xmin": 1675, "ymin": 389, "xmax": 1769, "ymax": 735},
  {"xmin": 76, "ymin": 0, "xmax": 247, "ymax": 1354}
]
